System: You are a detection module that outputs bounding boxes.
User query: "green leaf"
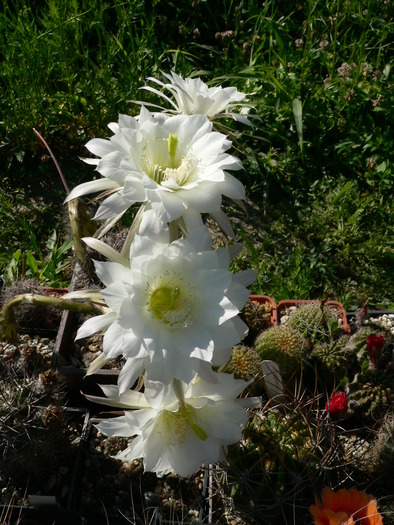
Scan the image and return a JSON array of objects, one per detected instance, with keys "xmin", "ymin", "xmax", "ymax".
[
  {"xmin": 292, "ymin": 98, "xmax": 303, "ymax": 157},
  {"xmin": 25, "ymin": 251, "xmax": 39, "ymax": 275}
]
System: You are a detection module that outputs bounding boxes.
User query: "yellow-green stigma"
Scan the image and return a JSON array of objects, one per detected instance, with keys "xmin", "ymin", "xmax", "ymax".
[
  {"xmin": 161, "ymin": 406, "xmax": 207, "ymax": 445},
  {"xmin": 168, "ymin": 133, "xmax": 178, "ymax": 167},
  {"xmin": 148, "ymin": 284, "xmax": 193, "ymax": 328}
]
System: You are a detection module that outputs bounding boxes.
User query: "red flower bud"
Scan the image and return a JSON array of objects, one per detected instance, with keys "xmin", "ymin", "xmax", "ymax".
[
  {"xmin": 366, "ymin": 334, "xmax": 384, "ymax": 369},
  {"xmin": 325, "ymin": 392, "xmax": 348, "ymax": 416}
]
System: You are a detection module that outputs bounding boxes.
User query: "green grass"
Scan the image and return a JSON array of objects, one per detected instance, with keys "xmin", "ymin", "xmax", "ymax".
[{"xmin": 0, "ymin": 0, "xmax": 393, "ymax": 306}]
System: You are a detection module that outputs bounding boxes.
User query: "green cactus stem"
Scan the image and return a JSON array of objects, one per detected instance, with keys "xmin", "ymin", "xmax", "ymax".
[
  {"xmin": 67, "ymin": 198, "xmax": 98, "ymax": 279},
  {"xmin": 0, "ymin": 293, "xmax": 103, "ymax": 343}
]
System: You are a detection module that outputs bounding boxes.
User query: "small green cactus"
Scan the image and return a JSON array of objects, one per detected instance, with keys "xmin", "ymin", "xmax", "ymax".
[
  {"xmin": 347, "ymin": 370, "xmax": 394, "ymax": 419},
  {"xmin": 311, "ymin": 337, "xmax": 356, "ymax": 384},
  {"xmin": 240, "ymin": 299, "xmax": 273, "ymax": 343},
  {"xmin": 287, "ymin": 302, "xmax": 341, "ymax": 343},
  {"xmin": 254, "ymin": 325, "xmax": 307, "ymax": 377},
  {"xmin": 228, "ymin": 345, "xmax": 262, "ymax": 381}
]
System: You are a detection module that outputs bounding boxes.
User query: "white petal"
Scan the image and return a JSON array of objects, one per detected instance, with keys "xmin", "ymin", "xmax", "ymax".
[
  {"xmin": 95, "ymin": 416, "xmax": 133, "ymax": 437},
  {"xmin": 82, "ymin": 237, "xmax": 130, "ymax": 266},
  {"xmin": 99, "ymin": 384, "xmax": 150, "ymax": 408},
  {"xmin": 93, "ymin": 260, "xmax": 132, "ymax": 288},
  {"xmin": 117, "ymin": 357, "xmax": 146, "ymax": 394},
  {"xmin": 65, "ymin": 178, "xmax": 120, "ymax": 202},
  {"xmin": 233, "ymin": 269, "xmax": 257, "ymax": 287},
  {"xmin": 85, "ymin": 138, "xmax": 116, "ymax": 157},
  {"xmin": 103, "ymin": 321, "xmax": 143, "ymax": 359},
  {"xmin": 94, "ymin": 193, "xmax": 133, "ymax": 220},
  {"xmin": 75, "ymin": 312, "xmax": 116, "ymax": 340},
  {"xmin": 179, "ymin": 184, "xmax": 222, "ymax": 213},
  {"xmin": 86, "ymin": 352, "xmax": 110, "ymax": 375},
  {"xmin": 148, "ymin": 190, "xmax": 187, "ymax": 222},
  {"xmin": 209, "ymin": 208, "xmax": 235, "ymax": 238}
]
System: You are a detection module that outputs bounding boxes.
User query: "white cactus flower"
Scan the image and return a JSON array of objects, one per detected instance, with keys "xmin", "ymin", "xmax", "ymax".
[
  {"xmin": 75, "ymin": 212, "xmax": 255, "ymax": 391},
  {"xmin": 65, "ymin": 107, "xmax": 244, "ymax": 236},
  {"xmin": 87, "ymin": 374, "xmax": 261, "ymax": 477},
  {"xmin": 142, "ymin": 71, "xmax": 255, "ymax": 125}
]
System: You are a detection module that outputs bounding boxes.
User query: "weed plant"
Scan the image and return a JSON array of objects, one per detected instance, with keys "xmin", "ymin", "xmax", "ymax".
[{"xmin": 0, "ymin": 0, "xmax": 393, "ymax": 303}]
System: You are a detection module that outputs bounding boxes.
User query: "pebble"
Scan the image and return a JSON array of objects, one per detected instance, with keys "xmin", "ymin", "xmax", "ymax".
[{"xmin": 0, "ymin": 333, "xmax": 55, "ymax": 368}]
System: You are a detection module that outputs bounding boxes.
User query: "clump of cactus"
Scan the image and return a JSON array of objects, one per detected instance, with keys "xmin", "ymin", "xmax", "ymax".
[
  {"xmin": 369, "ymin": 414, "xmax": 394, "ymax": 490},
  {"xmin": 0, "ymin": 347, "xmax": 72, "ymax": 494},
  {"xmin": 240, "ymin": 299, "xmax": 273, "ymax": 343},
  {"xmin": 287, "ymin": 302, "xmax": 341, "ymax": 343},
  {"xmin": 216, "ymin": 394, "xmax": 334, "ymax": 524},
  {"xmin": 227, "ymin": 345, "xmax": 262, "ymax": 381},
  {"xmin": 347, "ymin": 370, "xmax": 393, "ymax": 419},
  {"xmin": 345, "ymin": 323, "xmax": 394, "ymax": 419},
  {"xmin": 254, "ymin": 325, "xmax": 308, "ymax": 378}
]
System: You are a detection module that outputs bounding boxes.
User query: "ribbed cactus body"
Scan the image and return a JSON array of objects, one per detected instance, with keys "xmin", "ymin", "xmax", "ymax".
[
  {"xmin": 228, "ymin": 345, "xmax": 262, "ymax": 381},
  {"xmin": 288, "ymin": 302, "xmax": 340, "ymax": 343},
  {"xmin": 344, "ymin": 324, "xmax": 385, "ymax": 363},
  {"xmin": 312, "ymin": 337, "xmax": 355, "ymax": 383},
  {"xmin": 347, "ymin": 370, "xmax": 393, "ymax": 418},
  {"xmin": 241, "ymin": 299, "xmax": 273, "ymax": 343},
  {"xmin": 254, "ymin": 325, "xmax": 307, "ymax": 376}
]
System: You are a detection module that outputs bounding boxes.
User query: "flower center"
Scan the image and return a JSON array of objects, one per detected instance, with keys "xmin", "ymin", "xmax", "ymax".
[
  {"xmin": 160, "ymin": 406, "xmax": 207, "ymax": 445},
  {"xmin": 147, "ymin": 279, "xmax": 195, "ymax": 328},
  {"xmin": 143, "ymin": 133, "xmax": 198, "ymax": 188}
]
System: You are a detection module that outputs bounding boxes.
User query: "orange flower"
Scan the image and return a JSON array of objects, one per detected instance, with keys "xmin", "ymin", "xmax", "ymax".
[{"xmin": 310, "ymin": 487, "xmax": 383, "ymax": 525}]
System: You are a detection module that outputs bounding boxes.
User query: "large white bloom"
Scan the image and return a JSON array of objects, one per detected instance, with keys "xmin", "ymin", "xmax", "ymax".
[
  {"xmin": 65, "ymin": 107, "xmax": 244, "ymax": 236},
  {"xmin": 141, "ymin": 71, "xmax": 254, "ymax": 125},
  {"xmin": 74, "ymin": 213, "xmax": 255, "ymax": 391},
  {"xmin": 87, "ymin": 374, "xmax": 261, "ymax": 477}
]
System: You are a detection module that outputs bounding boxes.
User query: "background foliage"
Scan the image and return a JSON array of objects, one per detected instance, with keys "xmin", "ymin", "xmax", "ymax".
[{"xmin": 0, "ymin": 0, "xmax": 392, "ymax": 307}]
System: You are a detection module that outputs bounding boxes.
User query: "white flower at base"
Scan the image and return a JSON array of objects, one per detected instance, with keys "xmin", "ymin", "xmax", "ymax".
[
  {"xmin": 87, "ymin": 374, "xmax": 261, "ymax": 477},
  {"xmin": 142, "ymin": 71, "xmax": 254, "ymax": 125},
  {"xmin": 65, "ymin": 107, "xmax": 244, "ymax": 236},
  {"xmin": 76, "ymin": 213, "xmax": 255, "ymax": 391}
]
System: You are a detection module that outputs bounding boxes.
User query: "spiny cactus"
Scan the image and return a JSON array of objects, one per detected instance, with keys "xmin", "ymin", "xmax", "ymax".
[
  {"xmin": 254, "ymin": 325, "xmax": 308, "ymax": 377},
  {"xmin": 228, "ymin": 345, "xmax": 262, "ymax": 381},
  {"xmin": 0, "ymin": 345, "xmax": 72, "ymax": 495},
  {"xmin": 347, "ymin": 370, "xmax": 394, "ymax": 419},
  {"xmin": 240, "ymin": 299, "xmax": 273, "ymax": 343},
  {"xmin": 369, "ymin": 414, "xmax": 394, "ymax": 490},
  {"xmin": 344, "ymin": 324, "xmax": 387, "ymax": 364},
  {"xmin": 217, "ymin": 400, "xmax": 333, "ymax": 525},
  {"xmin": 311, "ymin": 337, "xmax": 356, "ymax": 384},
  {"xmin": 287, "ymin": 302, "xmax": 341, "ymax": 343}
]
